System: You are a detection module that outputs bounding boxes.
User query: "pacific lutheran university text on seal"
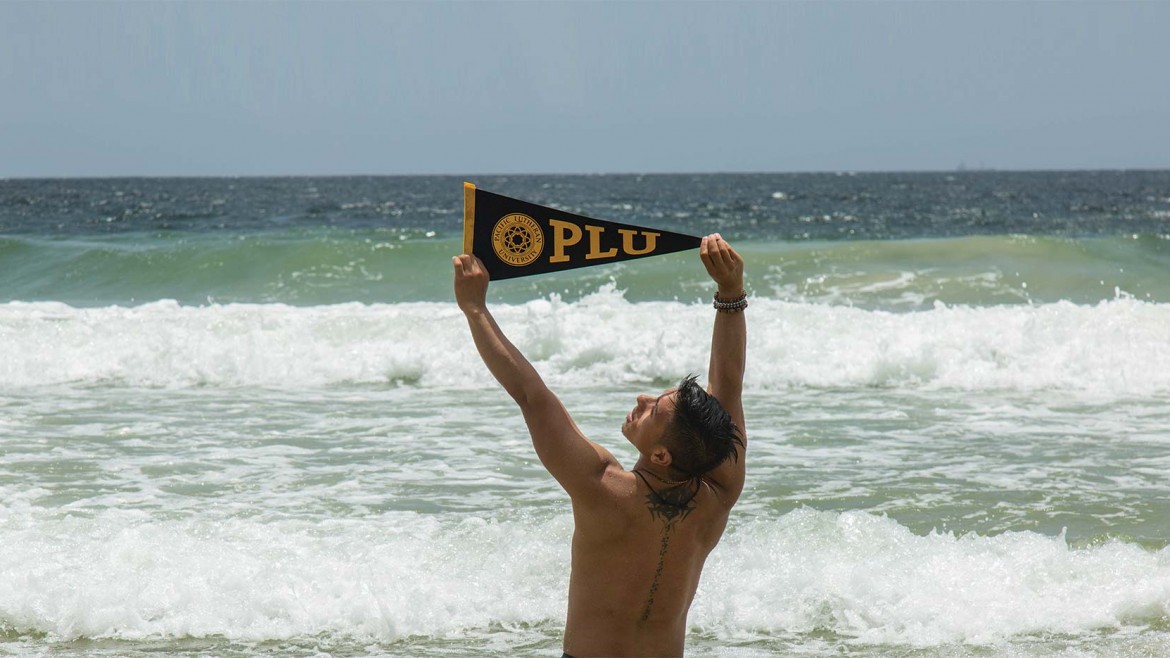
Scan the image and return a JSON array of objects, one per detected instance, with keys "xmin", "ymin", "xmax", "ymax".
[{"xmin": 491, "ymin": 213, "xmax": 544, "ymax": 267}]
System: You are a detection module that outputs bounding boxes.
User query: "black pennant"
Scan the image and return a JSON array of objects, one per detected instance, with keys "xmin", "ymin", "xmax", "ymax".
[{"xmin": 462, "ymin": 182, "xmax": 702, "ymax": 281}]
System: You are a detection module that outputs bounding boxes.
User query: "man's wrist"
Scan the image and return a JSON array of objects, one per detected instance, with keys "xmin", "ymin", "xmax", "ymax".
[
  {"xmin": 713, "ymin": 290, "xmax": 748, "ymax": 313},
  {"xmin": 459, "ymin": 302, "xmax": 488, "ymax": 316}
]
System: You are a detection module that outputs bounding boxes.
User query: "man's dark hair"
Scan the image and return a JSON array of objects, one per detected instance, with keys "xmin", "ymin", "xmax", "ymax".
[{"xmin": 663, "ymin": 375, "xmax": 744, "ymax": 477}]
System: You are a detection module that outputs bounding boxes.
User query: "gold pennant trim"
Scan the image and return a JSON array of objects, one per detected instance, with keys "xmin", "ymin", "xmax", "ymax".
[{"xmin": 462, "ymin": 182, "xmax": 476, "ymax": 254}]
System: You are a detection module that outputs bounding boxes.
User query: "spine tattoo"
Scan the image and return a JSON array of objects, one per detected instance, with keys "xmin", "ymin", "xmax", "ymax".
[{"xmin": 636, "ymin": 471, "xmax": 698, "ymax": 621}]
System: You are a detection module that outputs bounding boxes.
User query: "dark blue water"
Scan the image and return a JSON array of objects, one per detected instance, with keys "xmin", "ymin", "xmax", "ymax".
[{"xmin": 3, "ymin": 171, "xmax": 1169, "ymax": 239}]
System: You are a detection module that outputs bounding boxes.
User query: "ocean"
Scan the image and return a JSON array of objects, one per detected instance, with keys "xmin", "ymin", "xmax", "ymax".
[{"xmin": 2, "ymin": 172, "xmax": 1169, "ymax": 657}]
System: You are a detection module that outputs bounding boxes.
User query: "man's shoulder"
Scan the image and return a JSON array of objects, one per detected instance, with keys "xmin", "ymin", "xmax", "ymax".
[
  {"xmin": 699, "ymin": 474, "xmax": 742, "ymax": 511},
  {"xmin": 597, "ymin": 463, "xmax": 638, "ymax": 502},
  {"xmin": 565, "ymin": 465, "xmax": 640, "ymax": 536},
  {"xmin": 564, "ymin": 461, "xmax": 635, "ymax": 500}
]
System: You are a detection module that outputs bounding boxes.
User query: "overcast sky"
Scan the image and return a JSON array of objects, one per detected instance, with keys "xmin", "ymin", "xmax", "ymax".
[{"xmin": 2, "ymin": 1, "xmax": 1168, "ymax": 177}]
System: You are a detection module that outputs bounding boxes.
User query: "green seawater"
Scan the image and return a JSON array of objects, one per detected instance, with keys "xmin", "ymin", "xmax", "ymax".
[{"xmin": 3, "ymin": 232, "xmax": 1169, "ymax": 308}]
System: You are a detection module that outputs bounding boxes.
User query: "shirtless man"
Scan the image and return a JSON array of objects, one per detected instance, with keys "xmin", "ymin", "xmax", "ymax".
[{"xmin": 453, "ymin": 233, "xmax": 747, "ymax": 658}]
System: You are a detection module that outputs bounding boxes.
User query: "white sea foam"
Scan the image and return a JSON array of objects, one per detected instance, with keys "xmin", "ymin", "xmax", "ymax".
[
  {"xmin": 2, "ymin": 291, "xmax": 1169, "ymax": 396},
  {"xmin": 0, "ymin": 509, "xmax": 571, "ymax": 642},
  {"xmin": 2, "ymin": 507, "xmax": 1167, "ymax": 646},
  {"xmin": 699, "ymin": 509, "xmax": 1170, "ymax": 646}
]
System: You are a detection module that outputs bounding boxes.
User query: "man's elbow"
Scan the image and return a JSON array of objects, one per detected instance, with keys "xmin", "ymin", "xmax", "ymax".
[{"xmin": 514, "ymin": 383, "xmax": 555, "ymax": 413}]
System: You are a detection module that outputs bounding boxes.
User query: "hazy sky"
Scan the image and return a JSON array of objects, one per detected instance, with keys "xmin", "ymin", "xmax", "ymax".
[{"xmin": 2, "ymin": 1, "xmax": 1168, "ymax": 177}]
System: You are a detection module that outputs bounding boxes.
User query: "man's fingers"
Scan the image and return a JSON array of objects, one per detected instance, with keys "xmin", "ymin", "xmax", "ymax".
[
  {"xmin": 709, "ymin": 234, "xmax": 732, "ymax": 268},
  {"xmin": 453, "ymin": 254, "xmax": 472, "ymax": 277},
  {"xmin": 454, "ymin": 254, "xmax": 486, "ymax": 278},
  {"xmin": 468, "ymin": 255, "xmax": 486, "ymax": 277},
  {"xmin": 453, "ymin": 254, "xmax": 491, "ymax": 282},
  {"xmin": 702, "ymin": 234, "xmax": 745, "ymax": 285}
]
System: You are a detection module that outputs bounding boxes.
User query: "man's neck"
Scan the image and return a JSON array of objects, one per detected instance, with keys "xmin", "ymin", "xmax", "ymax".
[{"xmin": 632, "ymin": 459, "xmax": 693, "ymax": 486}]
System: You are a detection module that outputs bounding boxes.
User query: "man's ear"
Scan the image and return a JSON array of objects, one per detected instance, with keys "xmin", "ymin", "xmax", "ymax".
[{"xmin": 650, "ymin": 445, "xmax": 673, "ymax": 468}]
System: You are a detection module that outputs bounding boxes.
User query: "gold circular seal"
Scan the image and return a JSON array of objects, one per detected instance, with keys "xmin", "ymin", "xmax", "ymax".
[{"xmin": 491, "ymin": 213, "xmax": 544, "ymax": 267}]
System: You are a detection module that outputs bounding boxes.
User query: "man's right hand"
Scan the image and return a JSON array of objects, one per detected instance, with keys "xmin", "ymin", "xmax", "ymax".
[
  {"xmin": 699, "ymin": 234, "xmax": 744, "ymax": 296},
  {"xmin": 453, "ymin": 254, "xmax": 489, "ymax": 313}
]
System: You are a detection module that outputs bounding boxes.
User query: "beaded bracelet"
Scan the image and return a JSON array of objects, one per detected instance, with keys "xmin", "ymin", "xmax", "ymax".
[{"xmin": 713, "ymin": 291, "xmax": 748, "ymax": 313}]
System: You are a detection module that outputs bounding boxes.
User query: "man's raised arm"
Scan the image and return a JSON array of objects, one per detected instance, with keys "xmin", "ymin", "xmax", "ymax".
[
  {"xmin": 698, "ymin": 235, "xmax": 748, "ymax": 503},
  {"xmin": 453, "ymin": 254, "xmax": 617, "ymax": 496}
]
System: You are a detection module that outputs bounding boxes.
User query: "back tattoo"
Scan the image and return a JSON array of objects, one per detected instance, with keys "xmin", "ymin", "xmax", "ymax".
[{"xmin": 634, "ymin": 470, "xmax": 699, "ymax": 621}]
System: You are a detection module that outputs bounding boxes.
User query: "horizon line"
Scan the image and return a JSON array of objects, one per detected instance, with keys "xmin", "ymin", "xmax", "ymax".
[{"xmin": 4, "ymin": 166, "xmax": 1170, "ymax": 181}]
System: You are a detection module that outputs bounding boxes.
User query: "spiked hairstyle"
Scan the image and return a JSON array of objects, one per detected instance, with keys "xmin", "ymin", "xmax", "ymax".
[{"xmin": 662, "ymin": 375, "xmax": 744, "ymax": 477}]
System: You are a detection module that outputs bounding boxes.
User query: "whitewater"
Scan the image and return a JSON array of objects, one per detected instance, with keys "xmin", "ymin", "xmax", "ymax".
[{"xmin": 3, "ymin": 290, "xmax": 1169, "ymax": 394}]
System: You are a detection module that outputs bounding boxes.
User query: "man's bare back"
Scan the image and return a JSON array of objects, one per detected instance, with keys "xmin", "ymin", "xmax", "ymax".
[
  {"xmin": 455, "ymin": 234, "xmax": 747, "ymax": 657},
  {"xmin": 563, "ymin": 467, "xmax": 735, "ymax": 657}
]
